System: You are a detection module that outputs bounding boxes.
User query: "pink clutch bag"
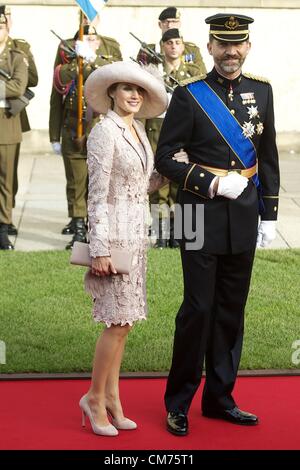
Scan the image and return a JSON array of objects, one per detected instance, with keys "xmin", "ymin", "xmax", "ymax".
[{"xmin": 70, "ymin": 241, "xmax": 133, "ymax": 275}]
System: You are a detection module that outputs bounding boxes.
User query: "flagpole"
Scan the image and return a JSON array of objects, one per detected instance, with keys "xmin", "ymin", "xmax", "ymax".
[{"xmin": 77, "ymin": 9, "xmax": 84, "ymax": 140}]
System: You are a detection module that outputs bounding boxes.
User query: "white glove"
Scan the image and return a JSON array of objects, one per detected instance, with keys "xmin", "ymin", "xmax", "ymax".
[
  {"xmin": 51, "ymin": 142, "xmax": 62, "ymax": 155},
  {"xmin": 172, "ymin": 148, "xmax": 189, "ymax": 164},
  {"xmin": 256, "ymin": 220, "xmax": 277, "ymax": 248},
  {"xmin": 75, "ymin": 40, "xmax": 96, "ymax": 63},
  {"xmin": 217, "ymin": 172, "xmax": 249, "ymax": 200}
]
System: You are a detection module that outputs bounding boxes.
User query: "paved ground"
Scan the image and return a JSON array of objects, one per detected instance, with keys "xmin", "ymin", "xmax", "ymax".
[{"xmin": 11, "ymin": 130, "xmax": 300, "ymax": 251}]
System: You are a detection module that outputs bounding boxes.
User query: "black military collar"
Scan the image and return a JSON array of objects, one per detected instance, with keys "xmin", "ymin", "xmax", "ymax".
[{"xmin": 209, "ymin": 67, "xmax": 242, "ymax": 90}]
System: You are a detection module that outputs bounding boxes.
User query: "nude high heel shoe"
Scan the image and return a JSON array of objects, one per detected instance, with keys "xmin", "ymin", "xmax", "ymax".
[
  {"xmin": 107, "ymin": 409, "xmax": 137, "ymax": 430},
  {"xmin": 79, "ymin": 395, "xmax": 119, "ymax": 436}
]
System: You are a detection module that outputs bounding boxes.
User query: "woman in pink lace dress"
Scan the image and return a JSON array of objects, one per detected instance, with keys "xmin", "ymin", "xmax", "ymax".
[{"xmin": 79, "ymin": 62, "xmax": 188, "ymax": 436}]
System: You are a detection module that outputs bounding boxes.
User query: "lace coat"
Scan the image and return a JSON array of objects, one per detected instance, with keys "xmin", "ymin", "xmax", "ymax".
[{"xmin": 84, "ymin": 110, "xmax": 167, "ymax": 326}]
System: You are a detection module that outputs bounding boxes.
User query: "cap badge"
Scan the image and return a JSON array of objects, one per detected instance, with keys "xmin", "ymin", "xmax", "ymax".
[{"xmin": 225, "ymin": 16, "xmax": 240, "ymax": 31}]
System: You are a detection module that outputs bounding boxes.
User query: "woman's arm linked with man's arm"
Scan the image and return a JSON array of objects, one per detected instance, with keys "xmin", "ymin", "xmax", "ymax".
[{"xmin": 87, "ymin": 123, "xmax": 117, "ymax": 276}]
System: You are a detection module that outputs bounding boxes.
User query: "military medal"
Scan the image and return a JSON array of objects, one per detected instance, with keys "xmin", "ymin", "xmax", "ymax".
[
  {"xmin": 247, "ymin": 105, "xmax": 259, "ymax": 119},
  {"xmin": 184, "ymin": 53, "xmax": 195, "ymax": 63},
  {"xmin": 228, "ymin": 84, "xmax": 234, "ymax": 102},
  {"xmin": 242, "ymin": 121, "xmax": 255, "ymax": 138},
  {"xmin": 256, "ymin": 122, "xmax": 264, "ymax": 135},
  {"xmin": 240, "ymin": 92, "xmax": 256, "ymax": 105}
]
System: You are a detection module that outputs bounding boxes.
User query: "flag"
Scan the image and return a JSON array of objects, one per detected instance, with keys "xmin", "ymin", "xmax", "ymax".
[{"xmin": 75, "ymin": 0, "xmax": 108, "ymax": 22}]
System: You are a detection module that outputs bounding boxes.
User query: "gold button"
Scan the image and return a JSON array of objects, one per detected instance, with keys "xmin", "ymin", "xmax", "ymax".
[
  {"xmin": 231, "ymin": 160, "xmax": 236, "ymax": 166},
  {"xmin": 200, "ymin": 173, "xmax": 205, "ymax": 178},
  {"xmin": 194, "ymin": 186, "xmax": 199, "ymax": 191},
  {"xmin": 274, "ymin": 206, "xmax": 277, "ymax": 212},
  {"xmin": 230, "ymin": 109, "xmax": 235, "ymax": 115}
]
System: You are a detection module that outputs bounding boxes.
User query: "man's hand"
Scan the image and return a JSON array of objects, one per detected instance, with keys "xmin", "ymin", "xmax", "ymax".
[
  {"xmin": 172, "ymin": 148, "xmax": 189, "ymax": 164},
  {"xmin": 75, "ymin": 40, "xmax": 96, "ymax": 63},
  {"xmin": 51, "ymin": 142, "xmax": 62, "ymax": 155},
  {"xmin": 91, "ymin": 256, "xmax": 117, "ymax": 276},
  {"xmin": 256, "ymin": 221, "xmax": 277, "ymax": 248},
  {"xmin": 217, "ymin": 172, "xmax": 249, "ymax": 200}
]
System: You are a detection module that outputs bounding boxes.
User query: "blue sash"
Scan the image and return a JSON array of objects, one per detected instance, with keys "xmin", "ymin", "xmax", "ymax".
[{"xmin": 187, "ymin": 80, "xmax": 259, "ymax": 188}]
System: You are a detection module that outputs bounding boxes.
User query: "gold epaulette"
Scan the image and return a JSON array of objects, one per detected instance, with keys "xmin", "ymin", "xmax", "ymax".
[
  {"xmin": 180, "ymin": 73, "xmax": 207, "ymax": 86},
  {"xmin": 243, "ymin": 72, "xmax": 270, "ymax": 84}
]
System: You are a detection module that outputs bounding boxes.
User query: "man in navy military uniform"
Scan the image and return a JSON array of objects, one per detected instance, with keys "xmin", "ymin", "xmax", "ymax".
[{"xmin": 156, "ymin": 13, "xmax": 279, "ymax": 435}]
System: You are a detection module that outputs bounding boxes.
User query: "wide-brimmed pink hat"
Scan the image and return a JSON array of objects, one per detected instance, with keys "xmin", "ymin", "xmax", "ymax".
[{"xmin": 84, "ymin": 61, "xmax": 168, "ymax": 119}]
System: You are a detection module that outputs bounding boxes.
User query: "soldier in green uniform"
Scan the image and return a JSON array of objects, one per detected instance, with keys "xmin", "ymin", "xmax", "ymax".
[
  {"xmin": 0, "ymin": 11, "xmax": 28, "ymax": 250},
  {"xmin": 137, "ymin": 6, "xmax": 206, "ymax": 73},
  {"xmin": 49, "ymin": 23, "xmax": 122, "ymax": 249},
  {"xmin": 1, "ymin": 4, "xmax": 38, "ymax": 236},
  {"xmin": 145, "ymin": 29, "xmax": 204, "ymax": 248}
]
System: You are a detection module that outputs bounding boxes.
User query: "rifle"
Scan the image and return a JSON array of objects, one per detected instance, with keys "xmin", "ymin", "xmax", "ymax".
[
  {"xmin": 0, "ymin": 68, "xmax": 11, "ymax": 80},
  {"xmin": 130, "ymin": 56, "xmax": 141, "ymax": 65},
  {"xmin": 50, "ymin": 29, "xmax": 77, "ymax": 59},
  {"xmin": 51, "ymin": 29, "xmax": 110, "ymax": 63},
  {"xmin": 74, "ymin": 10, "xmax": 85, "ymax": 152},
  {"xmin": 164, "ymin": 74, "xmax": 181, "ymax": 93},
  {"xmin": 0, "ymin": 68, "xmax": 34, "ymax": 115},
  {"xmin": 130, "ymin": 32, "xmax": 163, "ymax": 64},
  {"xmin": 130, "ymin": 33, "xmax": 182, "ymax": 94},
  {"xmin": 163, "ymin": 80, "xmax": 175, "ymax": 94},
  {"xmin": 168, "ymin": 75, "xmax": 181, "ymax": 88}
]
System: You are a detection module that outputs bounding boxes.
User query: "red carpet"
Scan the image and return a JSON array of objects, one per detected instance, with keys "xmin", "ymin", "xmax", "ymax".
[{"xmin": 0, "ymin": 377, "xmax": 299, "ymax": 450}]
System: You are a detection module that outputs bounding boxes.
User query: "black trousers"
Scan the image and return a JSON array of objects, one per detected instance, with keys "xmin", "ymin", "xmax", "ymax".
[{"xmin": 165, "ymin": 247, "xmax": 256, "ymax": 414}]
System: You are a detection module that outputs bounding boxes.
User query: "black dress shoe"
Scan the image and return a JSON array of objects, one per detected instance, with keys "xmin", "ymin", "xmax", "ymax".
[
  {"xmin": 0, "ymin": 224, "xmax": 14, "ymax": 250},
  {"xmin": 62, "ymin": 219, "xmax": 75, "ymax": 235},
  {"xmin": 166, "ymin": 412, "xmax": 188, "ymax": 436},
  {"xmin": 203, "ymin": 406, "xmax": 258, "ymax": 426},
  {"xmin": 8, "ymin": 223, "xmax": 18, "ymax": 236},
  {"xmin": 168, "ymin": 237, "xmax": 180, "ymax": 248},
  {"xmin": 65, "ymin": 218, "xmax": 87, "ymax": 250},
  {"xmin": 154, "ymin": 238, "xmax": 168, "ymax": 249},
  {"xmin": 65, "ymin": 231, "xmax": 87, "ymax": 250}
]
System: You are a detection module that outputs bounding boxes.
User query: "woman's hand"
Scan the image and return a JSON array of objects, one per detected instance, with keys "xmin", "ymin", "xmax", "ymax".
[
  {"xmin": 91, "ymin": 256, "xmax": 117, "ymax": 276},
  {"xmin": 172, "ymin": 148, "xmax": 189, "ymax": 164}
]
